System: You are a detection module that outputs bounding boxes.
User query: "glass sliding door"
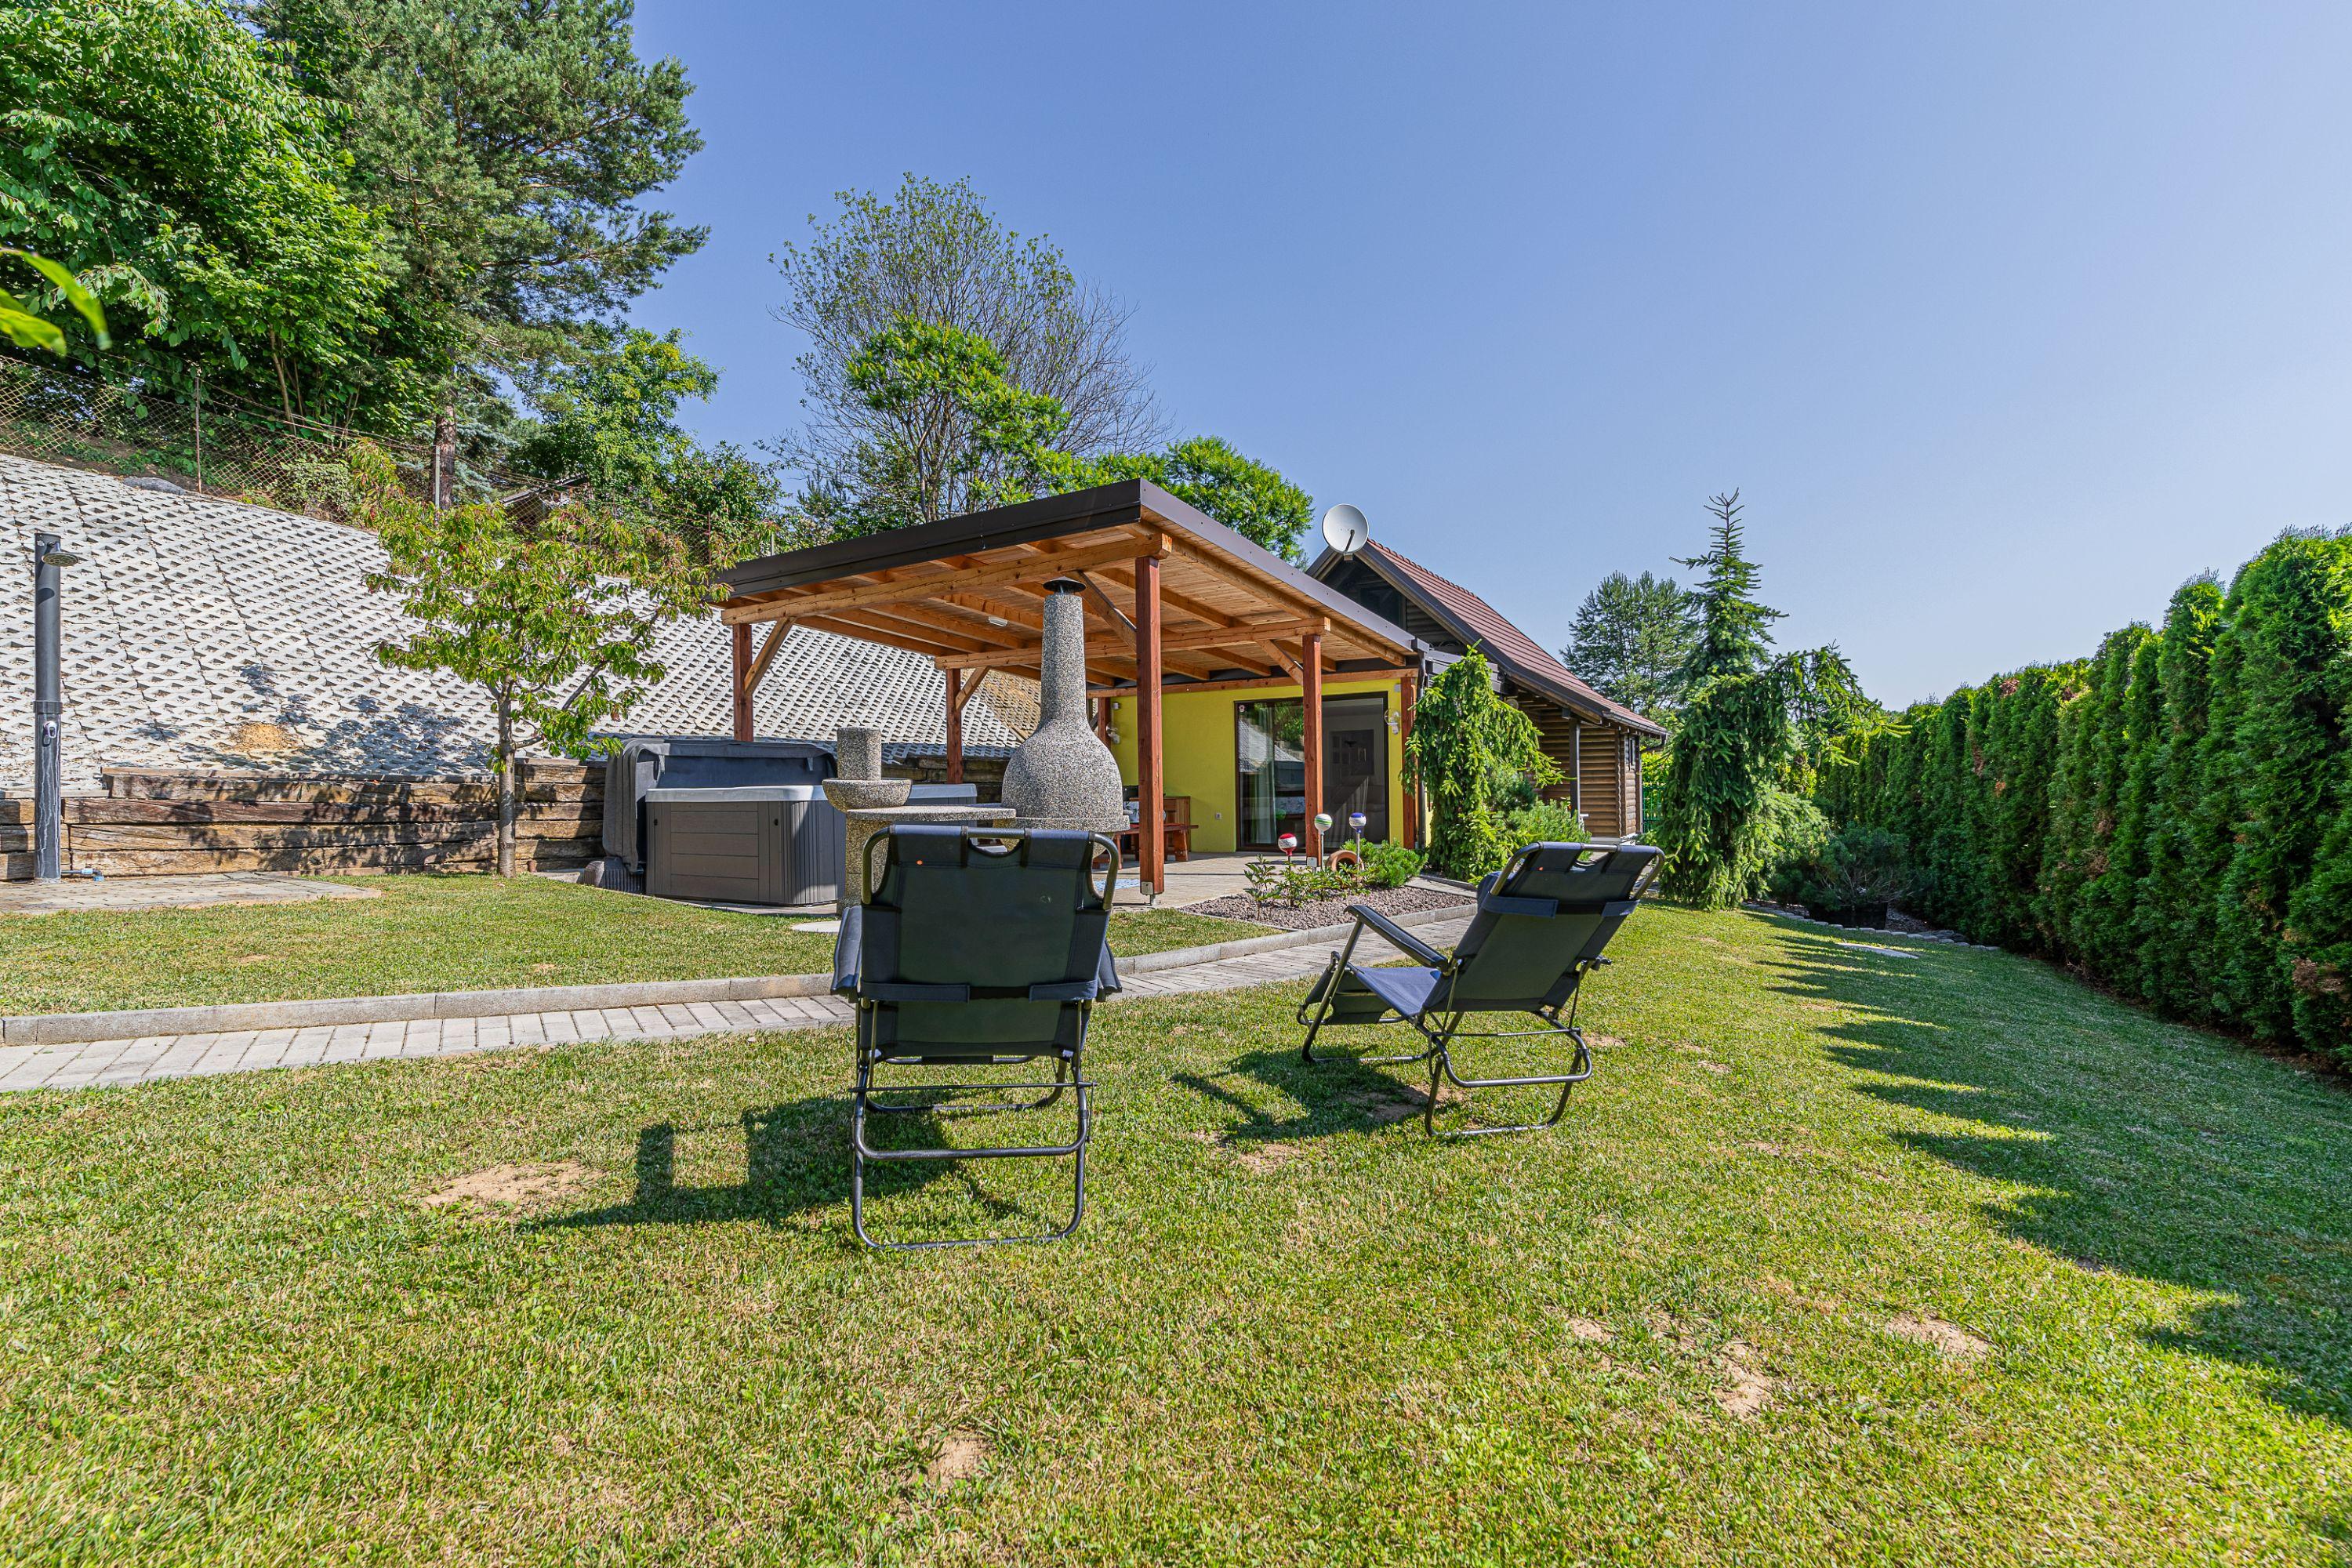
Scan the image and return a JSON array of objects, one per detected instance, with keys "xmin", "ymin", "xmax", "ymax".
[
  {"xmin": 1235, "ymin": 699, "xmax": 1305, "ymax": 848},
  {"xmin": 1233, "ymin": 694, "xmax": 1390, "ymax": 850},
  {"xmin": 1320, "ymin": 695, "xmax": 1388, "ymax": 844}
]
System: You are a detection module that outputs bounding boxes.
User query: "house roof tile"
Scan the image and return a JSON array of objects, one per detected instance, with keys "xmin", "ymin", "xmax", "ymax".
[{"xmin": 1330, "ymin": 540, "xmax": 1666, "ymax": 739}]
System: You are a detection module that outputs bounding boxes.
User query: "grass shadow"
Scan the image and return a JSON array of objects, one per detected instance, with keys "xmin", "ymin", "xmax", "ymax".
[
  {"xmin": 1761, "ymin": 920, "xmax": 2352, "ymax": 1432},
  {"xmin": 528, "ymin": 1082, "xmax": 1079, "ymax": 1240},
  {"xmin": 1178, "ymin": 1027, "xmax": 1583, "ymax": 1140}
]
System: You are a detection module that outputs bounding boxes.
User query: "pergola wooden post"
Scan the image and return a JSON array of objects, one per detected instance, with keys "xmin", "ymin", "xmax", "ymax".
[
  {"xmin": 730, "ymin": 624, "xmax": 753, "ymax": 742},
  {"xmin": 943, "ymin": 668, "xmax": 964, "ymax": 784},
  {"xmin": 1399, "ymin": 670, "xmax": 1419, "ymax": 851},
  {"xmin": 1301, "ymin": 630, "xmax": 1324, "ymax": 860},
  {"xmin": 1135, "ymin": 550, "xmax": 1165, "ymax": 895}
]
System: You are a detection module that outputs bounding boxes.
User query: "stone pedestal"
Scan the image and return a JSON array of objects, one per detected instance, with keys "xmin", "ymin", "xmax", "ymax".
[{"xmin": 836, "ymin": 802, "xmax": 1015, "ymax": 908}]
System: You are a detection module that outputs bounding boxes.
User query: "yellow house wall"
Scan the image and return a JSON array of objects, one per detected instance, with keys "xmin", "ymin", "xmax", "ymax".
[{"xmin": 1102, "ymin": 677, "xmax": 1408, "ymax": 854}]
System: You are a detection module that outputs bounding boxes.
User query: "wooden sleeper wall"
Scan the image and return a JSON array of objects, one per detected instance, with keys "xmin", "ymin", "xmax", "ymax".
[{"xmin": 0, "ymin": 763, "xmax": 603, "ymax": 880}]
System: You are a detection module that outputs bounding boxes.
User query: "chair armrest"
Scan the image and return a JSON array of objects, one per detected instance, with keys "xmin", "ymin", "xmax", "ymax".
[
  {"xmin": 1345, "ymin": 904, "xmax": 1450, "ymax": 968},
  {"xmin": 830, "ymin": 904, "xmax": 863, "ymax": 996}
]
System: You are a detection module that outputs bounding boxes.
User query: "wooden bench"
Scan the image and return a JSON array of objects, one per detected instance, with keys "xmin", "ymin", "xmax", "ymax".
[{"xmin": 1119, "ymin": 795, "xmax": 1193, "ymax": 864}]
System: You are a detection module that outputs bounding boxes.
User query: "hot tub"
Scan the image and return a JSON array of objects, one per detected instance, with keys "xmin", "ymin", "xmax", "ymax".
[{"xmin": 644, "ymin": 783, "xmax": 978, "ymax": 906}]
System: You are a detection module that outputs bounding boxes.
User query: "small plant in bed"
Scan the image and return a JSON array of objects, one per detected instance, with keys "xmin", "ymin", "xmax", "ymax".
[{"xmin": 1199, "ymin": 843, "xmax": 1465, "ymax": 931}]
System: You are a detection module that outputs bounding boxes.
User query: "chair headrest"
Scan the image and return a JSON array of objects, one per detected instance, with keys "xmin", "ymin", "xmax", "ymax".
[{"xmin": 1491, "ymin": 841, "xmax": 1661, "ymax": 906}]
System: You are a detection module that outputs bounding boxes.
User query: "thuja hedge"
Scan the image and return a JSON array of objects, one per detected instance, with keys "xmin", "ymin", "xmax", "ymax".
[{"xmin": 1817, "ymin": 528, "xmax": 2352, "ymax": 1065}]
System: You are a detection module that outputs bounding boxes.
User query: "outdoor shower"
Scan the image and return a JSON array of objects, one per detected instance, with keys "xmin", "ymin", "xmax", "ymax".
[{"xmin": 30, "ymin": 531, "xmax": 82, "ymax": 883}]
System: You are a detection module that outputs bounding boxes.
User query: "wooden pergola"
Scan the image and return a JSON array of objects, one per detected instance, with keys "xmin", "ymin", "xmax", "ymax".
[{"xmin": 716, "ymin": 481, "xmax": 1426, "ymax": 893}]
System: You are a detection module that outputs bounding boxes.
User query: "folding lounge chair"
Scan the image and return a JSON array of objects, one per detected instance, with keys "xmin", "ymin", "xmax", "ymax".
[
  {"xmin": 1296, "ymin": 842, "xmax": 1661, "ymax": 1135},
  {"xmin": 832, "ymin": 824, "xmax": 1121, "ymax": 1249}
]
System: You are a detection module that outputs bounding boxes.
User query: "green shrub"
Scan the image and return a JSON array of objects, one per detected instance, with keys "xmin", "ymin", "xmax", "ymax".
[
  {"xmin": 1806, "ymin": 826, "xmax": 1914, "ymax": 909},
  {"xmin": 1815, "ymin": 528, "xmax": 2352, "ymax": 1069},
  {"xmin": 1243, "ymin": 858, "xmax": 1367, "ymax": 908},
  {"xmin": 1756, "ymin": 789, "xmax": 1832, "ymax": 903},
  {"xmin": 1358, "ymin": 840, "xmax": 1425, "ymax": 889},
  {"xmin": 2137, "ymin": 577, "xmax": 2225, "ymax": 1021},
  {"xmin": 2211, "ymin": 531, "xmax": 2352, "ymax": 1044},
  {"xmin": 1500, "ymin": 798, "xmax": 1588, "ymax": 848},
  {"xmin": 1404, "ymin": 649, "xmax": 1558, "ymax": 881}
]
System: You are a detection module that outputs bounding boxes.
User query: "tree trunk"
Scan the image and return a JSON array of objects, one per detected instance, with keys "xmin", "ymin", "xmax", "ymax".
[{"xmin": 495, "ymin": 693, "xmax": 517, "ymax": 877}]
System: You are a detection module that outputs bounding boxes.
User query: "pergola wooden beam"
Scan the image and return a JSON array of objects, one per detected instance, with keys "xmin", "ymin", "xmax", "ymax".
[
  {"xmin": 928, "ymin": 614, "xmax": 1324, "ymax": 670},
  {"xmin": 1174, "ymin": 542, "xmax": 1330, "ymax": 626},
  {"xmin": 722, "ymin": 534, "xmax": 1163, "ymax": 625},
  {"xmin": 1089, "ymin": 559, "xmax": 1242, "ymax": 632},
  {"xmin": 1087, "ymin": 665, "xmax": 1414, "ymax": 699},
  {"xmin": 1072, "ymin": 570, "xmax": 1136, "ymax": 644}
]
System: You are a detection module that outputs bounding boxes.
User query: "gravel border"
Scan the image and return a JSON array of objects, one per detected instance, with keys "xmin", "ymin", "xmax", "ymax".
[{"xmin": 1180, "ymin": 882, "xmax": 1472, "ymax": 932}]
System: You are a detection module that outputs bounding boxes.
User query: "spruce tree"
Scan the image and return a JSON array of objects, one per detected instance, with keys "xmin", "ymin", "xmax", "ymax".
[{"xmin": 1653, "ymin": 493, "xmax": 1860, "ymax": 906}]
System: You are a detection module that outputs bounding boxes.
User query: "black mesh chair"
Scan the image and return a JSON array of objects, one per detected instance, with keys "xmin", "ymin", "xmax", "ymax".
[
  {"xmin": 1296, "ymin": 842, "xmax": 1661, "ymax": 1135},
  {"xmin": 831, "ymin": 825, "xmax": 1121, "ymax": 1249}
]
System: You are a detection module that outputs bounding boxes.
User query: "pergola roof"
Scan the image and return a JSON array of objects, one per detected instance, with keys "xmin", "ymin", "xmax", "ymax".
[{"xmin": 717, "ymin": 481, "xmax": 1425, "ymax": 689}]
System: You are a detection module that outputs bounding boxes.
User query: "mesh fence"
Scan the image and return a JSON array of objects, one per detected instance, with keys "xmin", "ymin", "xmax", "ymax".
[{"xmin": 0, "ymin": 357, "xmax": 526, "ymax": 524}]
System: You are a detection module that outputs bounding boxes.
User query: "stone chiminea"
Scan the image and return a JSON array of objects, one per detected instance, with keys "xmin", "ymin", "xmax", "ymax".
[{"xmin": 1001, "ymin": 579, "xmax": 1125, "ymax": 832}]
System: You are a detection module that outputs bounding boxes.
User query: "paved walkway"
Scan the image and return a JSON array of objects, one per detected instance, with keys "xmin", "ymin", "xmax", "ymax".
[{"xmin": 0, "ymin": 916, "xmax": 1473, "ymax": 1094}]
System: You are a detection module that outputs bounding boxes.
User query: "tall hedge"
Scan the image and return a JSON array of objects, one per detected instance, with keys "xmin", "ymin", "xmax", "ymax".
[{"xmin": 1819, "ymin": 528, "xmax": 2352, "ymax": 1068}]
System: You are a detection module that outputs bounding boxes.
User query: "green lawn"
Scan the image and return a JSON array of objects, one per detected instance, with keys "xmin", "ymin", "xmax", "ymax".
[
  {"xmin": 0, "ymin": 875, "xmax": 1266, "ymax": 1014},
  {"xmin": 2, "ymin": 906, "xmax": 2347, "ymax": 1563}
]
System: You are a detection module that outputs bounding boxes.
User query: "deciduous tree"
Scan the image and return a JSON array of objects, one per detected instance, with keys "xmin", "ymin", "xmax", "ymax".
[
  {"xmin": 773, "ymin": 176, "xmax": 1160, "ymax": 512},
  {"xmin": 0, "ymin": 0, "xmax": 393, "ymax": 416},
  {"xmin": 510, "ymin": 326, "xmax": 780, "ymax": 565},
  {"xmin": 358, "ymin": 444, "xmax": 710, "ymax": 875}
]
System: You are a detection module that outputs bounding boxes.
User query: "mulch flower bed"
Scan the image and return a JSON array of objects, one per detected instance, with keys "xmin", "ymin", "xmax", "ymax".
[{"xmin": 1181, "ymin": 882, "xmax": 1472, "ymax": 932}]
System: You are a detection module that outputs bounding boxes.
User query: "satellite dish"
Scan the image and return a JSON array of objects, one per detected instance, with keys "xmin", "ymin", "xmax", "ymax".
[{"xmin": 1319, "ymin": 503, "xmax": 1370, "ymax": 557}]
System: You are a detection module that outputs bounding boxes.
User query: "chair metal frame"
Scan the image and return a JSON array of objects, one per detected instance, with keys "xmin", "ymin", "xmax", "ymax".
[
  {"xmin": 842, "ymin": 827, "xmax": 1120, "ymax": 1250},
  {"xmin": 1296, "ymin": 844, "xmax": 1658, "ymax": 1137}
]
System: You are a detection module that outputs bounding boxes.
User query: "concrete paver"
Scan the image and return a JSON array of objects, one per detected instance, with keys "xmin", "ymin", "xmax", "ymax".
[{"xmin": 2, "ymin": 917, "xmax": 1472, "ymax": 1092}]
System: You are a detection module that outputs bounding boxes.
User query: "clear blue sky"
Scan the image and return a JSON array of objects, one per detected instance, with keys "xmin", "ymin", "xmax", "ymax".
[{"xmin": 626, "ymin": 2, "xmax": 2352, "ymax": 707}]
